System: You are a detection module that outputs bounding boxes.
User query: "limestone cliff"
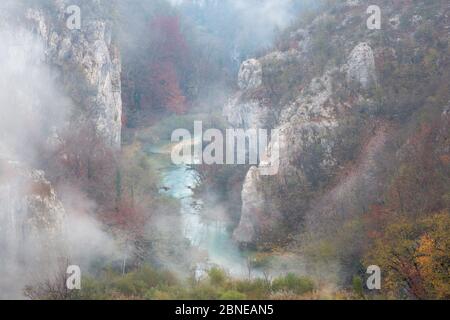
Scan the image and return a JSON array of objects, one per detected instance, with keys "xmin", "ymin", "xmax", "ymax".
[
  {"xmin": 0, "ymin": 160, "xmax": 66, "ymax": 298},
  {"xmin": 225, "ymin": 0, "xmax": 448, "ymax": 245},
  {"xmin": 227, "ymin": 43, "xmax": 378, "ymax": 244},
  {"xmin": 26, "ymin": 0, "xmax": 122, "ymax": 148},
  {"xmin": 0, "ymin": 0, "xmax": 123, "ymax": 295}
]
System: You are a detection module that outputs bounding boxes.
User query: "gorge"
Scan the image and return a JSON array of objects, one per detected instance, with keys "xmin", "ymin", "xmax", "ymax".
[{"xmin": 0, "ymin": 0, "xmax": 449, "ymax": 300}]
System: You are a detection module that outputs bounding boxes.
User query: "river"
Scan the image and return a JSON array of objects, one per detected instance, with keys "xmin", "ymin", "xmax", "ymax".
[{"xmin": 146, "ymin": 142, "xmax": 250, "ymax": 277}]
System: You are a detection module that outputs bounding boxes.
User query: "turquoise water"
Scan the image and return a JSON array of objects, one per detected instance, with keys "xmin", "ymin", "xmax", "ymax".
[{"xmin": 147, "ymin": 143, "xmax": 249, "ymax": 277}]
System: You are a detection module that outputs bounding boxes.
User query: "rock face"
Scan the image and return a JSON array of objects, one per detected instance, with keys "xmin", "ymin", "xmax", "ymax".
[
  {"xmin": 26, "ymin": 0, "xmax": 122, "ymax": 148},
  {"xmin": 224, "ymin": 14, "xmax": 381, "ymax": 245},
  {"xmin": 233, "ymin": 167, "xmax": 264, "ymax": 243},
  {"xmin": 0, "ymin": 161, "xmax": 66, "ymax": 240},
  {"xmin": 224, "ymin": 50, "xmax": 302, "ymax": 131},
  {"xmin": 0, "ymin": 160, "xmax": 66, "ymax": 298},
  {"xmin": 345, "ymin": 43, "xmax": 377, "ymax": 89},
  {"xmin": 223, "ymin": 58, "xmax": 269, "ymax": 130},
  {"xmin": 223, "ymin": 97, "xmax": 271, "ymax": 130},
  {"xmin": 226, "ymin": 57, "xmax": 349, "ymax": 244},
  {"xmin": 238, "ymin": 59, "xmax": 262, "ymax": 90},
  {"xmin": 0, "ymin": 1, "xmax": 122, "ymax": 295}
]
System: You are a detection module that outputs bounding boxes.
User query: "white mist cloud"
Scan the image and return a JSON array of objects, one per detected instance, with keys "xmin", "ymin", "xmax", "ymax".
[
  {"xmin": 0, "ymin": 7, "xmax": 120, "ymax": 298},
  {"xmin": 172, "ymin": 0, "xmax": 317, "ymax": 68},
  {"xmin": 173, "ymin": 0, "xmax": 297, "ymax": 30},
  {"xmin": 231, "ymin": 0, "xmax": 295, "ymax": 29},
  {"xmin": 0, "ymin": 27, "xmax": 70, "ymax": 162}
]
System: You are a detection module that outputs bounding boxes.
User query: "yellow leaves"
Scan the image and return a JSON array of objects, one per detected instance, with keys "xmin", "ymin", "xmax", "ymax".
[
  {"xmin": 416, "ymin": 234, "xmax": 434, "ymax": 277},
  {"xmin": 365, "ymin": 211, "xmax": 450, "ymax": 299},
  {"xmin": 418, "ymin": 212, "xmax": 450, "ymax": 299}
]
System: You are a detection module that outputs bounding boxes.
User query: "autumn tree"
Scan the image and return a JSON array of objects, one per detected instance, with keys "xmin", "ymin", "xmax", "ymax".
[
  {"xmin": 364, "ymin": 211, "xmax": 450, "ymax": 299},
  {"xmin": 42, "ymin": 123, "xmax": 118, "ymax": 208},
  {"xmin": 148, "ymin": 61, "xmax": 187, "ymax": 114},
  {"xmin": 121, "ymin": 13, "xmax": 191, "ymax": 121}
]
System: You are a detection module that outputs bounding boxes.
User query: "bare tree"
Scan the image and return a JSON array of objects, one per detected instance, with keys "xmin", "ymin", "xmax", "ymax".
[{"xmin": 24, "ymin": 259, "xmax": 76, "ymax": 300}]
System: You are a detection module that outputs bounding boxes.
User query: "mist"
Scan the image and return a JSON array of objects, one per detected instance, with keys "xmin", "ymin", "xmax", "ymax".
[
  {"xmin": 2, "ymin": 0, "xmax": 443, "ymax": 302},
  {"xmin": 175, "ymin": 0, "xmax": 319, "ymax": 66},
  {"xmin": 0, "ymin": 3, "xmax": 121, "ymax": 298},
  {"xmin": 0, "ymin": 0, "xmax": 317, "ymax": 298}
]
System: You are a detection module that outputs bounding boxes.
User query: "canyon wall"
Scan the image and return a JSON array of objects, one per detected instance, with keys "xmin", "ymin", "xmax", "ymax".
[{"xmin": 224, "ymin": 0, "xmax": 447, "ymax": 245}]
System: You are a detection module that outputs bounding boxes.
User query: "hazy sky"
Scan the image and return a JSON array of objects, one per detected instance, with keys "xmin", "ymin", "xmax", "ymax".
[
  {"xmin": 174, "ymin": 0, "xmax": 300, "ymax": 31},
  {"xmin": 171, "ymin": 0, "xmax": 316, "ymax": 66}
]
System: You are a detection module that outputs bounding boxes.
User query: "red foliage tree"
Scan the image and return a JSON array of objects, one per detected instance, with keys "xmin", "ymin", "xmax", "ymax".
[
  {"xmin": 145, "ymin": 15, "xmax": 190, "ymax": 114},
  {"xmin": 105, "ymin": 198, "xmax": 148, "ymax": 237},
  {"xmin": 122, "ymin": 14, "xmax": 194, "ymax": 121},
  {"xmin": 150, "ymin": 15, "xmax": 189, "ymax": 64},
  {"xmin": 149, "ymin": 61, "xmax": 187, "ymax": 115}
]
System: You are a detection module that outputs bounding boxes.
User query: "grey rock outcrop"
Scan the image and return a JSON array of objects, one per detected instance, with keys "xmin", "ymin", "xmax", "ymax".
[
  {"xmin": 225, "ymin": 24, "xmax": 381, "ymax": 244},
  {"xmin": 344, "ymin": 42, "xmax": 377, "ymax": 89},
  {"xmin": 233, "ymin": 167, "xmax": 263, "ymax": 243},
  {"xmin": 0, "ymin": 160, "xmax": 66, "ymax": 298},
  {"xmin": 26, "ymin": 0, "xmax": 122, "ymax": 148},
  {"xmin": 0, "ymin": 160, "xmax": 66, "ymax": 249},
  {"xmin": 238, "ymin": 59, "xmax": 262, "ymax": 91},
  {"xmin": 223, "ymin": 97, "xmax": 271, "ymax": 130},
  {"xmin": 227, "ymin": 53, "xmax": 348, "ymax": 244}
]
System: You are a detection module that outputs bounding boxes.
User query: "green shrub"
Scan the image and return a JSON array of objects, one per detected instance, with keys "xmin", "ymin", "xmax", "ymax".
[
  {"xmin": 220, "ymin": 291, "xmax": 247, "ymax": 300},
  {"xmin": 189, "ymin": 284, "xmax": 220, "ymax": 300},
  {"xmin": 352, "ymin": 276, "xmax": 364, "ymax": 298},
  {"xmin": 271, "ymin": 274, "xmax": 315, "ymax": 295},
  {"xmin": 235, "ymin": 279, "xmax": 271, "ymax": 299},
  {"xmin": 208, "ymin": 268, "xmax": 227, "ymax": 286}
]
